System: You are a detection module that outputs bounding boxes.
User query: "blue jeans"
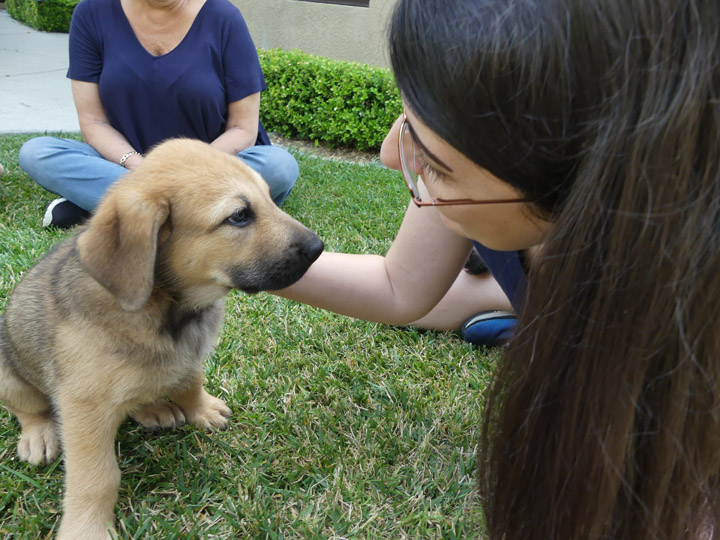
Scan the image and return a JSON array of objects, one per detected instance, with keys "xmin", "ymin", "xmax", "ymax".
[{"xmin": 18, "ymin": 137, "xmax": 299, "ymax": 210}]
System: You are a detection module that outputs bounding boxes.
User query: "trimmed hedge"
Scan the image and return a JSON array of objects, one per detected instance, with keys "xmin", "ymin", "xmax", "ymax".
[
  {"xmin": 259, "ymin": 48, "xmax": 402, "ymax": 152},
  {"xmin": 6, "ymin": 0, "xmax": 80, "ymax": 33}
]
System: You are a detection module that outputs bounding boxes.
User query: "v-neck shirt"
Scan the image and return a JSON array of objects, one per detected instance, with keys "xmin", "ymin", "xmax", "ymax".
[{"xmin": 67, "ymin": 0, "xmax": 269, "ymax": 153}]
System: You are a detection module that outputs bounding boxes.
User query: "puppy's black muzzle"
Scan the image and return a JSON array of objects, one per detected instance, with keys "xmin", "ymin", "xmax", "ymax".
[{"xmin": 229, "ymin": 230, "xmax": 324, "ymax": 293}]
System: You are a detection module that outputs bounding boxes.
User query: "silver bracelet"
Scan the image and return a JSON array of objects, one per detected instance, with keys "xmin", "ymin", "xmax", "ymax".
[{"xmin": 119, "ymin": 151, "xmax": 142, "ymax": 168}]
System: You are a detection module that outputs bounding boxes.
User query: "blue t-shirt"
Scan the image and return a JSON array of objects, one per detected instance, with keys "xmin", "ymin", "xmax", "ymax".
[
  {"xmin": 67, "ymin": 0, "xmax": 270, "ymax": 153},
  {"xmin": 472, "ymin": 241, "xmax": 527, "ymax": 314}
]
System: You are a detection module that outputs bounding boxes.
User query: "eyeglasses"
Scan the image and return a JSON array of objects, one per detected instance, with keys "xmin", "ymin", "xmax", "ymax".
[{"xmin": 398, "ymin": 112, "xmax": 528, "ymax": 207}]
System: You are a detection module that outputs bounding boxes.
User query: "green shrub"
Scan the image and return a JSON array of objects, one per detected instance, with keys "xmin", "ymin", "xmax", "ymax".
[
  {"xmin": 259, "ymin": 48, "xmax": 402, "ymax": 152},
  {"xmin": 6, "ymin": 0, "xmax": 79, "ymax": 32}
]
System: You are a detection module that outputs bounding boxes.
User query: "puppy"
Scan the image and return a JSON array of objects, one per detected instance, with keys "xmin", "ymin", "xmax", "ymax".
[{"xmin": 0, "ymin": 139, "xmax": 323, "ymax": 539}]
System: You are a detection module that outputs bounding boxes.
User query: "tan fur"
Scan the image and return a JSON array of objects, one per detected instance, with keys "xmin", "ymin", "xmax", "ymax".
[{"xmin": 0, "ymin": 139, "xmax": 323, "ymax": 540}]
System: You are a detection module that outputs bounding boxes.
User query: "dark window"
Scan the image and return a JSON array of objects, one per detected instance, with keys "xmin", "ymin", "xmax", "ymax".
[{"xmin": 296, "ymin": 0, "xmax": 370, "ymax": 7}]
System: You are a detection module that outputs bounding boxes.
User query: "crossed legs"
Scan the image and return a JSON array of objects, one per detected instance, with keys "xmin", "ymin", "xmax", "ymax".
[{"xmin": 18, "ymin": 137, "xmax": 299, "ymax": 210}]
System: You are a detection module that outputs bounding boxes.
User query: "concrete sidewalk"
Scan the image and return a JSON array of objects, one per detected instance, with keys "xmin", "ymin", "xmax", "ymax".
[{"xmin": 0, "ymin": 9, "xmax": 79, "ymax": 134}]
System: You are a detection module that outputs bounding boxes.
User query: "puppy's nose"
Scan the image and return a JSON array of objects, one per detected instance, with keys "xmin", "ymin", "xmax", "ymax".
[{"xmin": 301, "ymin": 235, "xmax": 324, "ymax": 265}]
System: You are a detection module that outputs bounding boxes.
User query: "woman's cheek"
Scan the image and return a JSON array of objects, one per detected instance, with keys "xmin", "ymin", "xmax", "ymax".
[
  {"xmin": 437, "ymin": 206, "xmax": 547, "ymax": 251},
  {"xmin": 436, "ymin": 207, "xmax": 474, "ymax": 238}
]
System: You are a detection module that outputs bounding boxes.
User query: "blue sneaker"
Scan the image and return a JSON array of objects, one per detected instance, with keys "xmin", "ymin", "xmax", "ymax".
[{"xmin": 460, "ymin": 310, "xmax": 517, "ymax": 347}]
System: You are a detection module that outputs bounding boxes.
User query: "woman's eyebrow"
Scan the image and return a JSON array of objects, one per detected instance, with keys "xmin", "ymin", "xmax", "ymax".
[{"xmin": 406, "ymin": 121, "xmax": 455, "ymax": 173}]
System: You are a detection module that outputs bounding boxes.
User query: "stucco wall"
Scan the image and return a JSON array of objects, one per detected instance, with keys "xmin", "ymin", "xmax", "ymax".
[{"xmin": 231, "ymin": 0, "xmax": 396, "ymax": 68}]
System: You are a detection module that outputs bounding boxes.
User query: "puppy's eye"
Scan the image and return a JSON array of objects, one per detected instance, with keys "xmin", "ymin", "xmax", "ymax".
[{"xmin": 224, "ymin": 208, "xmax": 254, "ymax": 228}]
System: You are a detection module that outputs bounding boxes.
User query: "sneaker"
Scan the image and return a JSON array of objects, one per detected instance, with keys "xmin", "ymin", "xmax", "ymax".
[
  {"xmin": 460, "ymin": 310, "xmax": 517, "ymax": 347},
  {"xmin": 42, "ymin": 198, "xmax": 90, "ymax": 229}
]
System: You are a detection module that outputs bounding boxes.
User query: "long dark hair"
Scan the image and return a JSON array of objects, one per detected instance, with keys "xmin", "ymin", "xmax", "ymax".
[{"xmin": 391, "ymin": 1, "xmax": 720, "ymax": 538}]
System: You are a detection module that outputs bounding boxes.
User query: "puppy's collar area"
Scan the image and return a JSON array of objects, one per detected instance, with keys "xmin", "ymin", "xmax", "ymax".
[{"xmin": 160, "ymin": 302, "xmax": 222, "ymax": 344}]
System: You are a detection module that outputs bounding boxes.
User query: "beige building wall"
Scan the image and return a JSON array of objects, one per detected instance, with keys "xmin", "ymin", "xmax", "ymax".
[{"xmin": 231, "ymin": 0, "xmax": 396, "ymax": 68}]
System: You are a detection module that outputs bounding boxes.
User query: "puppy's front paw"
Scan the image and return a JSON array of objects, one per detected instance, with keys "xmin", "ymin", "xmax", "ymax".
[
  {"xmin": 130, "ymin": 399, "xmax": 186, "ymax": 430},
  {"xmin": 17, "ymin": 419, "xmax": 60, "ymax": 465},
  {"xmin": 57, "ymin": 516, "xmax": 114, "ymax": 540},
  {"xmin": 183, "ymin": 392, "xmax": 231, "ymax": 430}
]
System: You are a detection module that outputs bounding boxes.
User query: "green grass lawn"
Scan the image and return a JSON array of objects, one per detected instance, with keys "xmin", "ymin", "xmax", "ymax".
[{"xmin": 0, "ymin": 133, "xmax": 495, "ymax": 539}]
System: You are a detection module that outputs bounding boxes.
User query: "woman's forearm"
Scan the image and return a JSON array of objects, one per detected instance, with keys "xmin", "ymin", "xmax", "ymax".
[
  {"xmin": 212, "ymin": 94, "xmax": 261, "ymax": 155},
  {"xmin": 72, "ymin": 80, "xmax": 144, "ymax": 169},
  {"xmin": 80, "ymin": 121, "xmax": 144, "ymax": 169},
  {"xmin": 210, "ymin": 127, "xmax": 257, "ymax": 156},
  {"xmin": 275, "ymin": 251, "xmax": 444, "ymax": 325},
  {"xmin": 276, "ymin": 200, "xmax": 474, "ymax": 324}
]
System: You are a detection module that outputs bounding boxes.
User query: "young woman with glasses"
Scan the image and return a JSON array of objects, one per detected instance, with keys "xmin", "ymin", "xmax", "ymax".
[{"xmin": 278, "ymin": 0, "xmax": 720, "ymax": 537}]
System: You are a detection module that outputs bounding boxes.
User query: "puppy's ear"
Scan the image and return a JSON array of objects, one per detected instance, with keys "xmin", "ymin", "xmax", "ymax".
[{"xmin": 76, "ymin": 188, "xmax": 169, "ymax": 312}]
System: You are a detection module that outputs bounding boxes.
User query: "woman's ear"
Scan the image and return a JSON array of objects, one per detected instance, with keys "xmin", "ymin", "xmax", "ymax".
[{"xmin": 380, "ymin": 113, "xmax": 405, "ymax": 171}]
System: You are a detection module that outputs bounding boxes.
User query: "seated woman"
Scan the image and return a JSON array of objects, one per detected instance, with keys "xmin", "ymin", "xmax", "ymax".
[{"xmin": 19, "ymin": 0, "xmax": 298, "ymax": 228}]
